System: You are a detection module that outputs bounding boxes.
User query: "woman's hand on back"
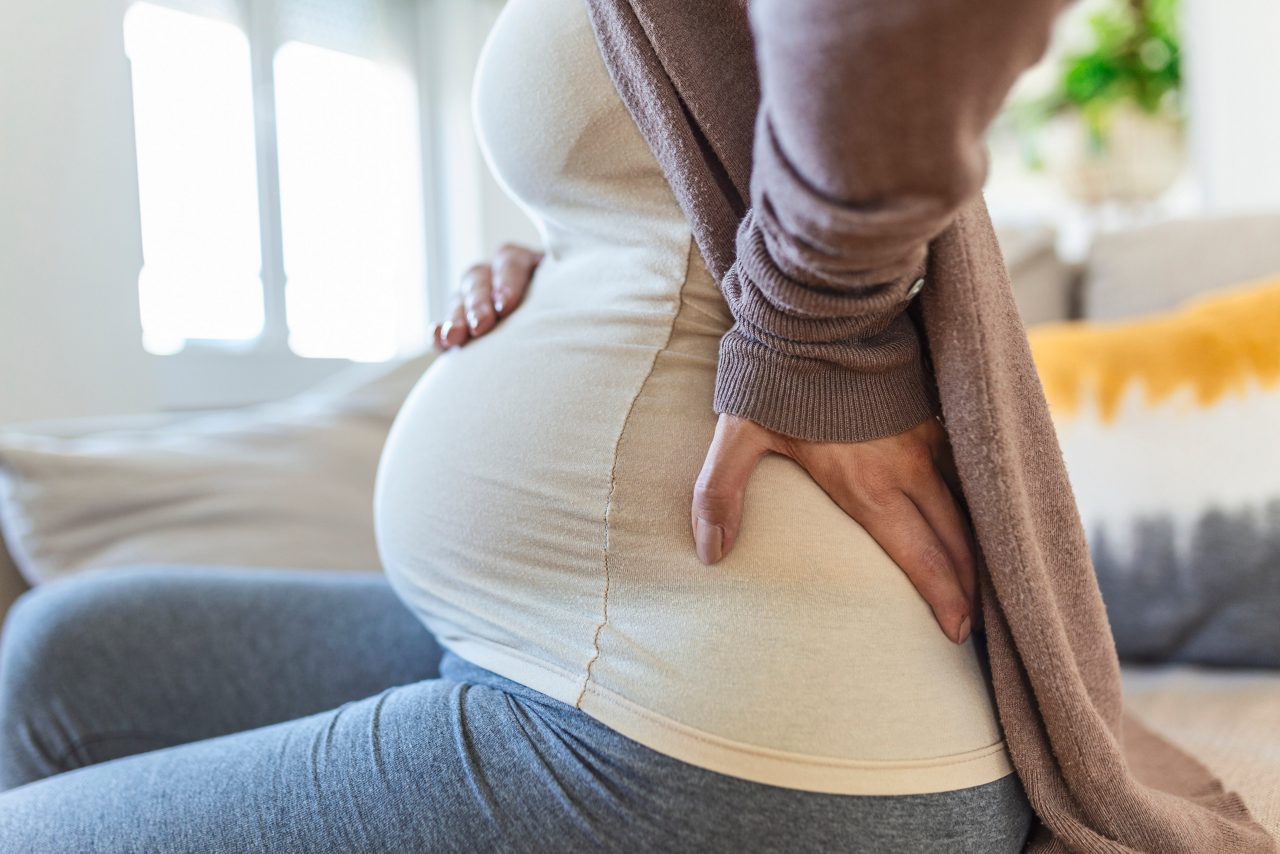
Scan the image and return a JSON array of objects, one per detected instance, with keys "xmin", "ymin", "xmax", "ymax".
[
  {"xmin": 691, "ymin": 414, "xmax": 978, "ymax": 645},
  {"xmin": 433, "ymin": 243, "xmax": 544, "ymax": 350}
]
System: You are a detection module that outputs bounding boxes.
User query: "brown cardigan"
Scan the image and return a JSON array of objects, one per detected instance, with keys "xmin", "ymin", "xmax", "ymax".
[{"xmin": 584, "ymin": 0, "xmax": 1275, "ymax": 851}]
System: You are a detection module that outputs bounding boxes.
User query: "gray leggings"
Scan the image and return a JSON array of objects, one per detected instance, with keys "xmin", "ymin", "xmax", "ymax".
[{"xmin": 0, "ymin": 568, "xmax": 1033, "ymax": 853}]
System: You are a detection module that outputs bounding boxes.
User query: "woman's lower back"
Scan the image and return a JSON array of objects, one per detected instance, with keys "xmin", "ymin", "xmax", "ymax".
[{"xmin": 374, "ymin": 241, "xmax": 1013, "ymax": 795}]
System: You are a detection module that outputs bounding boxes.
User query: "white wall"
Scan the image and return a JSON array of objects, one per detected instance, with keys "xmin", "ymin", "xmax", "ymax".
[
  {"xmin": 1183, "ymin": 0, "xmax": 1280, "ymax": 214},
  {"xmin": 0, "ymin": 0, "xmax": 159, "ymax": 425}
]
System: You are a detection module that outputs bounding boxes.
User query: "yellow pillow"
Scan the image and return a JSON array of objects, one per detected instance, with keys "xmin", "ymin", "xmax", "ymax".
[
  {"xmin": 1030, "ymin": 275, "xmax": 1280, "ymax": 422},
  {"xmin": 1026, "ymin": 275, "xmax": 1280, "ymax": 667}
]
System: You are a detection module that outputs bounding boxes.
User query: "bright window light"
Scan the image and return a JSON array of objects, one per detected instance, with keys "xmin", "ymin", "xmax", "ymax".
[
  {"xmin": 274, "ymin": 41, "xmax": 428, "ymax": 362},
  {"xmin": 124, "ymin": 3, "xmax": 265, "ymax": 355}
]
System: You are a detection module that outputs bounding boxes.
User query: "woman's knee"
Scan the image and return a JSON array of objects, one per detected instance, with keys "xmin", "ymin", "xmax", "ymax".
[
  {"xmin": 0, "ymin": 570, "xmax": 194, "ymax": 708},
  {"xmin": 0, "ymin": 574, "xmax": 145, "ymax": 787},
  {"xmin": 3, "ymin": 577, "xmax": 103, "ymax": 694}
]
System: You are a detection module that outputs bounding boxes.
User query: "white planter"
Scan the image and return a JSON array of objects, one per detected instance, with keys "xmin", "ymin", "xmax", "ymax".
[{"xmin": 1048, "ymin": 104, "xmax": 1186, "ymax": 204}]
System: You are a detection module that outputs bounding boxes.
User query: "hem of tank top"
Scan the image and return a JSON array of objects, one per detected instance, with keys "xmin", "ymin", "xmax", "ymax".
[
  {"xmin": 441, "ymin": 637, "xmax": 1017, "ymax": 797},
  {"xmin": 574, "ymin": 232, "xmax": 697, "ymax": 708}
]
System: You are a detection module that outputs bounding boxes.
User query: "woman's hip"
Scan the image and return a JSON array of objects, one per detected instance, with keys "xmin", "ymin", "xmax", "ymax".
[{"xmin": 438, "ymin": 651, "xmax": 1035, "ymax": 853}]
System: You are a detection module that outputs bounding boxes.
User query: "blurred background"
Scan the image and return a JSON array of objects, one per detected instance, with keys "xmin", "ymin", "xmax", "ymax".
[{"xmin": 1, "ymin": 0, "xmax": 1277, "ymax": 424}]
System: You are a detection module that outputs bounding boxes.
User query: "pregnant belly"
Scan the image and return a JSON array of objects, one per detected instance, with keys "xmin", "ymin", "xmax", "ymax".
[
  {"xmin": 374, "ymin": 276, "xmax": 1007, "ymax": 772},
  {"xmin": 375, "ymin": 297, "xmax": 665, "ymax": 665}
]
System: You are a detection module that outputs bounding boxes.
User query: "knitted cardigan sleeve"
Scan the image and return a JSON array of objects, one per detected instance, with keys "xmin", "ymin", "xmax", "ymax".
[{"xmin": 713, "ymin": 0, "xmax": 1064, "ymax": 442}]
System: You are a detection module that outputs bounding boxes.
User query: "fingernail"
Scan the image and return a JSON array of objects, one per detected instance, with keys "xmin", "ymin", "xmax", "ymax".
[
  {"xmin": 694, "ymin": 519, "xmax": 723, "ymax": 564},
  {"xmin": 956, "ymin": 615, "xmax": 972, "ymax": 645},
  {"xmin": 493, "ymin": 293, "xmax": 505, "ymax": 313},
  {"xmin": 442, "ymin": 321, "xmax": 461, "ymax": 344},
  {"xmin": 466, "ymin": 311, "xmax": 479, "ymax": 330}
]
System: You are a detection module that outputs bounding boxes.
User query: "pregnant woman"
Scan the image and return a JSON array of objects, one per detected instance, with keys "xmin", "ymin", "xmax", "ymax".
[{"xmin": 0, "ymin": 0, "xmax": 1268, "ymax": 851}]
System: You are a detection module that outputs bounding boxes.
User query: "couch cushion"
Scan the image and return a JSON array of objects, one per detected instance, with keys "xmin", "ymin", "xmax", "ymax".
[
  {"xmin": 1123, "ymin": 665, "xmax": 1280, "ymax": 841},
  {"xmin": 1083, "ymin": 214, "xmax": 1280, "ymax": 321},
  {"xmin": 0, "ymin": 354, "xmax": 431, "ymax": 585}
]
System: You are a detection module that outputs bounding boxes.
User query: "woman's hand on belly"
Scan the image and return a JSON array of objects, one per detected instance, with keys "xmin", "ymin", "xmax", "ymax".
[
  {"xmin": 434, "ymin": 243, "xmax": 543, "ymax": 349},
  {"xmin": 691, "ymin": 413, "xmax": 977, "ymax": 646}
]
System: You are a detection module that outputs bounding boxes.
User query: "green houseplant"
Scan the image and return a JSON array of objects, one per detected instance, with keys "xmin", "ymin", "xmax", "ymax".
[{"xmin": 1021, "ymin": 0, "xmax": 1185, "ymax": 203}]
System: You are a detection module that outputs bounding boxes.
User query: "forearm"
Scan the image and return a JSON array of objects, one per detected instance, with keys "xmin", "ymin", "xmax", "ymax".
[
  {"xmin": 751, "ymin": 0, "xmax": 1063, "ymax": 277},
  {"xmin": 716, "ymin": 0, "xmax": 1065, "ymax": 442}
]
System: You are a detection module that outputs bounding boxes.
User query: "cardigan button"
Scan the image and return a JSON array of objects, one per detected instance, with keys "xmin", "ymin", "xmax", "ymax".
[{"xmin": 907, "ymin": 277, "xmax": 925, "ymax": 299}]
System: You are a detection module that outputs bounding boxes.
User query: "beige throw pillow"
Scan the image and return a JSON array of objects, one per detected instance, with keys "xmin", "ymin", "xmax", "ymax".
[{"xmin": 0, "ymin": 354, "xmax": 432, "ymax": 584}]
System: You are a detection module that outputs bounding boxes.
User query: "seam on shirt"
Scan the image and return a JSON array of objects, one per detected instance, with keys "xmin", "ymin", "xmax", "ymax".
[{"xmin": 575, "ymin": 235, "xmax": 698, "ymax": 708}]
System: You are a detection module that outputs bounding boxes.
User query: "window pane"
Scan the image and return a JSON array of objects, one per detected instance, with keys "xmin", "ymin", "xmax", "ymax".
[
  {"xmin": 274, "ymin": 41, "xmax": 427, "ymax": 363},
  {"xmin": 123, "ymin": 2, "xmax": 265, "ymax": 355}
]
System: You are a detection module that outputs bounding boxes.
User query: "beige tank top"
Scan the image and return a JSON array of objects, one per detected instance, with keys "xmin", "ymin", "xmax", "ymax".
[{"xmin": 374, "ymin": 0, "xmax": 1012, "ymax": 795}]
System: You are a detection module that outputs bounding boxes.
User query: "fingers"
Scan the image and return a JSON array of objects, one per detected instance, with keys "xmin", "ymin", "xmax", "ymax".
[
  {"xmin": 689, "ymin": 412, "xmax": 976, "ymax": 644},
  {"xmin": 491, "ymin": 244, "xmax": 542, "ymax": 317},
  {"xmin": 905, "ymin": 468, "xmax": 978, "ymax": 617},
  {"xmin": 924, "ymin": 417, "xmax": 966, "ymax": 503},
  {"xmin": 435, "ymin": 245, "xmax": 543, "ymax": 351},
  {"xmin": 436, "ymin": 296, "xmax": 469, "ymax": 350},
  {"xmin": 435, "ymin": 264, "xmax": 492, "ymax": 351},
  {"xmin": 691, "ymin": 415, "xmax": 776, "ymax": 565},
  {"xmin": 918, "ymin": 418, "xmax": 984, "ymax": 632},
  {"xmin": 851, "ymin": 490, "xmax": 973, "ymax": 644},
  {"xmin": 796, "ymin": 442, "xmax": 972, "ymax": 644},
  {"xmin": 462, "ymin": 265, "xmax": 496, "ymax": 337}
]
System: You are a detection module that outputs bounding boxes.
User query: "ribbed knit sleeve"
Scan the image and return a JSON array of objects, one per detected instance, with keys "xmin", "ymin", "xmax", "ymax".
[{"xmin": 714, "ymin": 0, "xmax": 1064, "ymax": 442}]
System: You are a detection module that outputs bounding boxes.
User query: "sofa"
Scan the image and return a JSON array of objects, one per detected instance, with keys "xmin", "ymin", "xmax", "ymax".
[{"xmin": 0, "ymin": 214, "xmax": 1277, "ymax": 840}]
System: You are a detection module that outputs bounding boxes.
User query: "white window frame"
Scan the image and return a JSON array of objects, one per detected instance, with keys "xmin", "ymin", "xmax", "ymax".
[{"xmin": 132, "ymin": 0, "xmax": 456, "ymax": 410}]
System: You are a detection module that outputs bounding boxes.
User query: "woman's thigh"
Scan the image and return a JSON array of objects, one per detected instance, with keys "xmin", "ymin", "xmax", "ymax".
[
  {"xmin": 0, "ymin": 567, "xmax": 441, "ymax": 789},
  {"xmin": 0, "ymin": 662, "xmax": 634, "ymax": 853},
  {"xmin": 0, "ymin": 652, "xmax": 1033, "ymax": 854}
]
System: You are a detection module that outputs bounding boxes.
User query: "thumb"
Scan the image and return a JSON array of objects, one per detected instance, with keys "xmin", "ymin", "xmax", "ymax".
[{"xmin": 691, "ymin": 414, "xmax": 773, "ymax": 565}]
